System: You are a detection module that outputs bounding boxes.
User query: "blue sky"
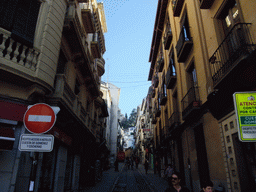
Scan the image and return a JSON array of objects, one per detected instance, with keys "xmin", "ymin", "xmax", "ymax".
[{"xmin": 101, "ymin": 0, "xmax": 158, "ymax": 116}]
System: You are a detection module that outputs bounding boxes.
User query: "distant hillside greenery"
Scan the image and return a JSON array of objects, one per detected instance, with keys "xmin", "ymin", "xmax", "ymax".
[{"xmin": 120, "ymin": 108, "xmax": 137, "ymax": 129}]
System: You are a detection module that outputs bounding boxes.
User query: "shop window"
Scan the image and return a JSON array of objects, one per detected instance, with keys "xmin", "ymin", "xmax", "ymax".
[{"xmin": 0, "ymin": 0, "xmax": 41, "ymax": 47}]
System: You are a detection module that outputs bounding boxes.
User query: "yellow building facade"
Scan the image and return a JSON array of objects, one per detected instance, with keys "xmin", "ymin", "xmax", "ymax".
[{"xmin": 149, "ymin": 0, "xmax": 256, "ymax": 191}]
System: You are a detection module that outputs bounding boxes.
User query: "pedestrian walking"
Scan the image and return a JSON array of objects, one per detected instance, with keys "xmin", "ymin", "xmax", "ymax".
[
  {"xmin": 200, "ymin": 180, "xmax": 214, "ymax": 192},
  {"xmin": 156, "ymin": 160, "xmax": 161, "ymax": 177},
  {"xmin": 135, "ymin": 157, "xmax": 139, "ymax": 169},
  {"xmin": 125, "ymin": 157, "xmax": 131, "ymax": 170},
  {"xmin": 114, "ymin": 158, "xmax": 119, "ymax": 172},
  {"xmin": 165, "ymin": 171, "xmax": 190, "ymax": 192},
  {"xmin": 164, "ymin": 164, "xmax": 174, "ymax": 183},
  {"xmin": 131, "ymin": 158, "xmax": 134, "ymax": 170},
  {"xmin": 144, "ymin": 159, "xmax": 149, "ymax": 174}
]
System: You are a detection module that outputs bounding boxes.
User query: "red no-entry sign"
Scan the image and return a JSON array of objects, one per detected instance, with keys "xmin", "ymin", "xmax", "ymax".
[{"xmin": 24, "ymin": 103, "xmax": 59, "ymax": 134}]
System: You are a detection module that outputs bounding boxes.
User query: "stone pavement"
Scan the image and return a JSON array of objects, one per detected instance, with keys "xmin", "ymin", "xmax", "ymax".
[
  {"xmin": 80, "ymin": 162, "xmax": 169, "ymax": 192},
  {"xmin": 80, "ymin": 163, "xmax": 125, "ymax": 192},
  {"xmin": 137, "ymin": 164, "xmax": 169, "ymax": 192}
]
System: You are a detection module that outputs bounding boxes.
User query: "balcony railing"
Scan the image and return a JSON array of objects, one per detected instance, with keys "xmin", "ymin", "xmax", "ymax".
[
  {"xmin": 157, "ymin": 58, "xmax": 164, "ymax": 72},
  {"xmin": 153, "ymin": 75, "xmax": 159, "ymax": 88},
  {"xmin": 166, "ymin": 65, "xmax": 177, "ymax": 89},
  {"xmin": 91, "ymin": 32, "xmax": 101, "ymax": 58},
  {"xmin": 80, "ymin": 3, "xmax": 96, "ymax": 33},
  {"xmin": 172, "ymin": 0, "xmax": 185, "ymax": 17},
  {"xmin": 209, "ymin": 23, "xmax": 256, "ymax": 88},
  {"xmin": 168, "ymin": 112, "xmax": 180, "ymax": 134},
  {"xmin": 200, "ymin": 0, "xmax": 215, "ymax": 9},
  {"xmin": 96, "ymin": 57, "xmax": 105, "ymax": 76},
  {"xmin": 0, "ymin": 28, "xmax": 40, "ymax": 73},
  {"xmin": 164, "ymin": 31, "xmax": 173, "ymax": 50},
  {"xmin": 154, "ymin": 106, "xmax": 161, "ymax": 117},
  {"xmin": 159, "ymin": 88, "xmax": 167, "ymax": 106},
  {"xmin": 53, "ymin": 74, "xmax": 95, "ymax": 131},
  {"xmin": 176, "ymin": 26, "xmax": 193, "ymax": 62},
  {"xmin": 181, "ymin": 86, "xmax": 200, "ymax": 120}
]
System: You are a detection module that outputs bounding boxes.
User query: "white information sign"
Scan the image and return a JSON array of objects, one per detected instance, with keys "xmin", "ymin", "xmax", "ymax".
[{"xmin": 19, "ymin": 134, "xmax": 54, "ymax": 152}]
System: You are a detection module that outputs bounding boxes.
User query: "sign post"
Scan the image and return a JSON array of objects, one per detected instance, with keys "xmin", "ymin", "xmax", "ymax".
[{"xmin": 233, "ymin": 92, "xmax": 256, "ymax": 142}]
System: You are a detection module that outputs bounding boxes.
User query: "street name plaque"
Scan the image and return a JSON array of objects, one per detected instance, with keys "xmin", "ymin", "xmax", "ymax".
[
  {"xmin": 233, "ymin": 92, "xmax": 256, "ymax": 142},
  {"xmin": 19, "ymin": 134, "xmax": 54, "ymax": 152}
]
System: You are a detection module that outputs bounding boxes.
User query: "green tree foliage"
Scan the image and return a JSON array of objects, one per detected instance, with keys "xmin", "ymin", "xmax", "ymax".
[{"xmin": 121, "ymin": 108, "xmax": 137, "ymax": 129}]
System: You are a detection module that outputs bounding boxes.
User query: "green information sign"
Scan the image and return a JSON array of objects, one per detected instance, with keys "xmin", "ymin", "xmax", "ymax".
[{"xmin": 233, "ymin": 92, "xmax": 256, "ymax": 142}]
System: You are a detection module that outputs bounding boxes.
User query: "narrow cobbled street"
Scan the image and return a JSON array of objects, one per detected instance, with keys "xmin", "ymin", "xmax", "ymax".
[{"xmin": 81, "ymin": 163, "xmax": 169, "ymax": 192}]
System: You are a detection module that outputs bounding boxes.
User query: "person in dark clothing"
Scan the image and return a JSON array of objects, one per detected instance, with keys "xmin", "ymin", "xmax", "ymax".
[
  {"xmin": 165, "ymin": 171, "xmax": 190, "ymax": 192},
  {"xmin": 114, "ymin": 158, "xmax": 119, "ymax": 172},
  {"xmin": 144, "ymin": 159, "xmax": 149, "ymax": 174},
  {"xmin": 135, "ymin": 157, "xmax": 139, "ymax": 169},
  {"xmin": 201, "ymin": 180, "xmax": 214, "ymax": 192}
]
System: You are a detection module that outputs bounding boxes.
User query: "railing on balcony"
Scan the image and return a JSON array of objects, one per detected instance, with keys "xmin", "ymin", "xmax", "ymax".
[
  {"xmin": 176, "ymin": 26, "xmax": 193, "ymax": 62},
  {"xmin": 0, "ymin": 28, "xmax": 39, "ymax": 72},
  {"xmin": 153, "ymin": 74, "xmax": 159, "ymax": 88},
  {"xmin": 181, "ymin": 86, "xmax": 200, "ymax": 120},
  {"xmin": 91, "ymin": 32, "xmax": 101, "ymax": 58},
  {"xmin": 164, "ymin": 31, "xmax": 173, "ymax": 50},
  {"xmin": 157, "ymin": 58, "xmax": 164, "ymax": 72},
  {"xmin": 80, "ymin": 2, "xmax": 96, "ymax": 33},
  {"xmin": 53, "ymin": 74, "xmax": 96, "ymax": 131},
  {"xmin": 168, "ymin": 112, "xmax": 180, "ymax": 134},
  {"xmin": 159, "ymin": 88, "xmax": 167, "ymax": 106},
  {"xmin": 96, "ymin": 57, "xmax": 105, "ymax": 76},
  {"xmin": 200, "ymin": 0, "xmax": 215, "ymax": 9},
  {"xmin": 172, "ymin": 0, "xmax": 185, "ymax": 17},
  {"xmin": 154, "ymin": 106, "xmax": 161, "ymax": 117},
  {"xmin": 166, "ymin": 65, "xmax": 177, "ymax": 89},
  {"xmin": 209, "ymin": 23, "xmax": 256, "ymax": 87}
]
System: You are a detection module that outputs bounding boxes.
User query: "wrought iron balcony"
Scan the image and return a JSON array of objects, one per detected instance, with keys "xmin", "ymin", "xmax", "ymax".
[
  {"xmin": 166, "ymin": 66, "xmax": 177, "ymax": 89},
  {"xmin": 181, "ymin": 86, "xmax": 200, "ymax": 120},
  {"xmin": 152, "ymin": 89, "xmax": 156, "ymax": 98},
  {"xmin": 154, "ymin": 106, "xmax": 161, "ymax": 117},
  {"xmin": 157, "ymin": 58, "xmax": 164, "ymax": 72},
  {"xmin": 209, "ymin": 23, "xmax": 256, "ymax": 88},
  {"xmin": 172, "ymin": 0, "xmax": 185, "ymax": 17},
  {"xmin": 164, "ymin": 30, "xmax": 173, "ymax": 50},
  {"xmin": 159, "ymin": 89, "xmax": 167, "ymax": 106},
  {"xmin": 153, "ymin": 75, "xmax": 159, "ymax": 88},
  {"xmin": 96, "ymin": 57, "xmax": 105, "ymax": 76},
  {"xmin": 168, "ymin": 112, "xmax": 180, "ymax": 134},
  {"xmin": 80, "ymin": 3, "xmax": 96, "ymax": 33},
  {"xmin": 200, "ymin": 0, "xmax": 215, "ymax": 9},
  {"xmin": 176, "ymin": 27, "xmax": 193, "ymax": 62},
  {"xmin": 91, "ymin": 33, "xmax": 101, "ymax": 58}
]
